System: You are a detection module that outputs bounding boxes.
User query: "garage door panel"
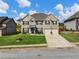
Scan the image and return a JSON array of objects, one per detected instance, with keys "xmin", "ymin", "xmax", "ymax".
[{"xmin": 45, "ymin": 29, "xmax": 58, "ymax": 34}]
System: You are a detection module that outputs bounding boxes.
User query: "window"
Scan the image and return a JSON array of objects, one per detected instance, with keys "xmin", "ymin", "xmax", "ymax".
[
  {"xmin": 37, "ymin": 28, "xmax": 43, "ymax": 34},
  {"xmin": 23, "ymin": 21, "xmax": 29, "ymax": 25},
  {"xmin": 2, "ymin": 24, "xmax": 6, "ymax": 27},
  {"xmin": 45, "ymin": 20, "xmax": 50, "ymax": 25},
  {"xmin": 30, "ymin": 18, "xmax": 34, "ymax": 22},
  {"xmin": 78, "ymin": 19, "xmax": 79, "ymax": 22},
  {"xmin": 36, "ymin": 21, "xmax": 43, "ymax": 25},
  {"xmin": 30, "ymin": 20, "xmax": 33, "ymax": 22},
  {"xmin": 52, "ymin": 21, "xmax": 57, "ymax": 25},
  {"xmin": 77, "ymin": 19, "xmax": 79, "ymax": 25},
  {"xmin": 54, "ymin": 21, "xmax": 57, "ymax": 24},
  {"xmin": 23, "ymin": 28, "xmax": 29, "ymax": 33}
]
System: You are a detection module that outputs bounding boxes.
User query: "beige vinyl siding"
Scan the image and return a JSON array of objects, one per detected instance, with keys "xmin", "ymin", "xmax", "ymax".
[
  {"xmin": 21, "ymin": 13, "xmax": 58, "ymax": 34},
  {"xmin": 64, "ymin": 20, "xmax": 76, "ymax": 30}
]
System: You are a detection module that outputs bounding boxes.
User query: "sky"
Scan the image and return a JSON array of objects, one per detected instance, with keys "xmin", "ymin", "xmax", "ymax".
[{"xmin": 0, "ymin": 0, "xmax": 79, "ymax": 22}]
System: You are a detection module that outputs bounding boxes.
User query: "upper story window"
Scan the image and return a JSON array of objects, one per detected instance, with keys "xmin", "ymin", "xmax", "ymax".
[
  {"xmin": 30, "ymin": 20, "xmax": 33, "ymax": 22},
  {"xmin": 52, "ymin": 21, "xmax": 57, "ymax": 25},
  {"xmin": 45, "ymin": 20, "xmax": 50, "ymax": 25},
  {"xmin": 23, "ymin": 21, "xmax": 29, "ymax": 25},
  {"xmin": 36, "ymin": 21, "xmax": 43, "ymax": 25},
  {"xmin": 30, "ymin": 18, "xmax": 34, "ymax": 22},
  {"xmin": 2, "ymin": 24, "xmax": 6, "ymax": 27}
]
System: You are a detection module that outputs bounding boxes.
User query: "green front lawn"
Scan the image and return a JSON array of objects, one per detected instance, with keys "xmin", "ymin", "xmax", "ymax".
[
  {"xmin": 60, "ymin": 32, "xmax": 79, "ymax": 42},
  {"xmin": 0, "ymin": 34, "xmax": 46, "ymax": 46}
]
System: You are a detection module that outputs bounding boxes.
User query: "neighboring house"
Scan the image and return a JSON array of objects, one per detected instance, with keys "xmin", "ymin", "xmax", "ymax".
[
  {"xmin": 64, "ymin": 11, "xmax": 79, "ymax": 31},
  {"xmin": 21, "ymin": 13, "xmax": 58, "ymax": 34},
  {"xmin": 0, "ymin": 17, "xmax": 16, "ymax": 36}
]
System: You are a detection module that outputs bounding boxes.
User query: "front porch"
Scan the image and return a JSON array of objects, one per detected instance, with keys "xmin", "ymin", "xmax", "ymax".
[{"xmin": 22, "ymin": 27, "xmax": 43, "ymax": 34}]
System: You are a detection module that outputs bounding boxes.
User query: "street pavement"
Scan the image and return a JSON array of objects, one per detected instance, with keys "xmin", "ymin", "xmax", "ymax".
[{"xmin": 0, "ymin": 47, "xmax": 79, "ymax": 59}]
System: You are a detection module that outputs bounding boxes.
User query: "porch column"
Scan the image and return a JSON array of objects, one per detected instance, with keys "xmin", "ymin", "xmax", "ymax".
[
  {"xmin": 43, "ymin": 28, "xmax": 45, "ymax": 34},
  {"xmin": 43, "ymin": 20, "xmax": 45, "ymax": 25},
  {"xmin": 21, "ymin": 28, "xmax": 24, "ymax": 33},
  {"xmin": 34, "ymin": 28, "xmax": 36, "ymax": 34},
  {"xmin": 29, "ymin": 28, "xmax": 31, "ymax": 34}
]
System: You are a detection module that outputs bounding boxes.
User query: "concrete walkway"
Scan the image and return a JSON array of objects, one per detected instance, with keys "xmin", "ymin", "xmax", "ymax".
[{"xmin": 45, "ymin": 30, "xmax": 75, "ymax": 48}]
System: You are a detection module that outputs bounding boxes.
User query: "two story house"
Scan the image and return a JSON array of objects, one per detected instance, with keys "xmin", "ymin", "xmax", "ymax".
[
  {"xmin": 0, "ymin": 17, "xmax": 16, "ymax": 36},
  {"xmin": 21, "ymin": 13, "xmax": 58, "ymax": 34}
]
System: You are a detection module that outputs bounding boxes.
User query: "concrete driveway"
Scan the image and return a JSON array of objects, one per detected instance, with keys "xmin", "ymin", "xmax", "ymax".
[
  {"xmin": 45, "ymin": 29, "xmax": 74, "ymax": 47},
  {"xmin": 0, "ymin": 47, "xmax": 79, "ymax": 59}
]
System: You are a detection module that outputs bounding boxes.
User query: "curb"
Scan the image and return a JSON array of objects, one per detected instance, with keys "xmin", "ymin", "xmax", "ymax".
[{"xmin": 0, "ymin": 44, "xmax": 47, "ymax": 49}]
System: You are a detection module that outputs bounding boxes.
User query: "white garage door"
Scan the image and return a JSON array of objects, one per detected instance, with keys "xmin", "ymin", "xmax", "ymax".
[{"xmin": 45, "ymin": 29, "xmax": 58, "ymax": 35}]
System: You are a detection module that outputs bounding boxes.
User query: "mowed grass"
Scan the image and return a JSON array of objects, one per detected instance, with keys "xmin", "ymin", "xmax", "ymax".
[
  {"xmin": 0, "ymin": 34, "xmax": 46, "ymax": 46},
  {"xmin": 60, "ymin": 32, "xmax": 79, "ymax": 42}
]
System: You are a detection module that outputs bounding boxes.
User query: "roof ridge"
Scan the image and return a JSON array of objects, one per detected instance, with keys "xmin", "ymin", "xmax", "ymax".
[{"xmin": 64, "ymin": 11, "xmax": 79, "ymax": 22}]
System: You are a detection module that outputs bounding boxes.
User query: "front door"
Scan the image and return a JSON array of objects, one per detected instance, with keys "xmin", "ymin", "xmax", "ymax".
[{"xmin": 31, "ymin": 27, "xmax": 35, "ymax": 34}]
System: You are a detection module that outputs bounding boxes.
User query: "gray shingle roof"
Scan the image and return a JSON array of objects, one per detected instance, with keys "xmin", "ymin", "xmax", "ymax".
[
  {"xmin": 64, "ymin": 11, "xmax": 79, "ymax": 22},
  {"xmin": 19, "ymin": 13, "xmax": 57, "ymax": 21},
  {"xmin": 3, "ymin": 19, "xmax": 11, "ymax": 24},
  {"xmin": 0, "ymin": 17, "xmax": 15, "ymax": 24},
  {"xmin": 0, "ymin": 17, "xmax": 16, "ymax": 30},
  {"xmin": 0, "ymin": 17, "xmax": 8, "ymax": 23},
  {"xmin": 31, "ymin": 13, "xmax": 48, "ymax": 20}
]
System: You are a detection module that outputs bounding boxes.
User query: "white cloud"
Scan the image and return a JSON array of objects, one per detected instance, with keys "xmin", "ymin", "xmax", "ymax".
[
  {"xmin": 0, "ymin": 0, "xmax": 9, "ymax": 14},
  {"xmin": 15, "ymin": 16, "xmax": 20, "ymax": 20},
  {"xmin": 16, "ymin": 0, "xmax": 31, "ymax": 8},
  {"xmin": 55, "ymin": 3, "xmax": 79, "ymax": 22},
  {"xmin": 29, "ymin": 10, "xmax": 37, "ymax": 15},
  {"xmin": 19, "ymin": 12, "xmax": 26, "ymax": 18},
  {"xmin": 45, "ymin": 11, "xmax": 53, "ymax": 15},
  {"xmin": 15, "ymin": 12, "xmax": 26, "ymax": 20},
  {"xmin": 55, "ymin": 4, "xmax": 63, "ymax": 11},
  {"xmin": 15, "ymin": 10, "xmax": 37, "ymax": 20},
  {"xmin": 12, "ymin": 10, "xmax": 17, "ymax": 13},
  {"xmin": 35, "ymin": 3, "xmax": 39, "ymax": 7}
]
